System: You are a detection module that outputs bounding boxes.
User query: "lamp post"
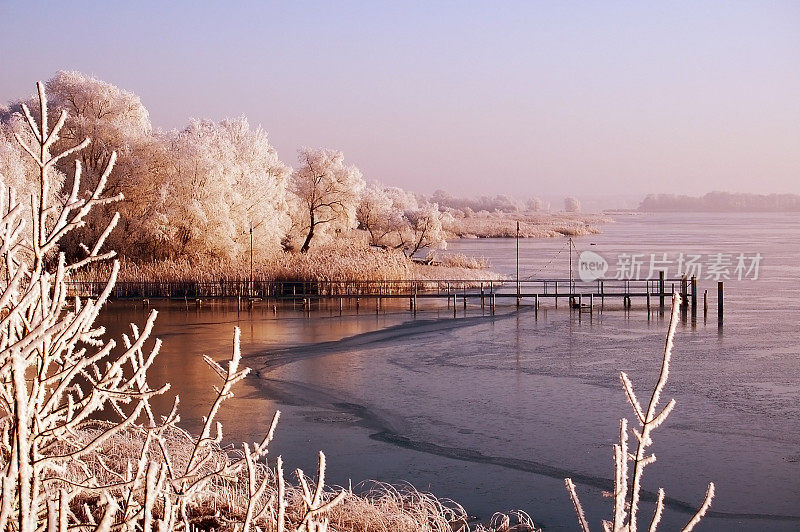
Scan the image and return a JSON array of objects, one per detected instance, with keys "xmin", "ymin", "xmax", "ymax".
[{"xmin": 249, "ymin": 226, "xmax": 253, "ymax": 296}]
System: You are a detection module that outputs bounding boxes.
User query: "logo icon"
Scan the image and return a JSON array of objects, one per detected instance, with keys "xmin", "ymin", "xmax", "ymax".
[{"xmin": 578, "ymin": 250, "xmax": 608, "ymax": 282}]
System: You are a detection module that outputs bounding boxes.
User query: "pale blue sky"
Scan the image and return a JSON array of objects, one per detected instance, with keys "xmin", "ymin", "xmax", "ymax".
[{"xmin": 2, "ymin": 1, "xmax": 798, "ymax": 200}]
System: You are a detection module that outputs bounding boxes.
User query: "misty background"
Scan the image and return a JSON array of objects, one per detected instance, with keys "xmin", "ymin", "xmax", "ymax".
[{"xmin": 1, "ymin": 1, "xmax": 798, "ymax": 207}]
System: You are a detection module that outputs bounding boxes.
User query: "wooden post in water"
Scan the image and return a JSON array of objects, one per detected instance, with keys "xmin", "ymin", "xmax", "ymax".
[
  {"xmin": 703, "ymin": 290, "xmax": 708, "ymax": 315},
  {"xmin": 680, "ymin": 275, "xmax": 688, "ymax": 309},
  {"xmin": 718, "ymin": 281, "xmax": 724, "ymax": 322},
  {"xmin": 480, "ymin": 283, "xmax": 485, "ymax": 310},
  {"xmin": 659, "ymin": 270, "xmax": 665, "ymax": 310},
  {"xmin": 554, "ymin": 280, "xmax": 558, "ymax": 308},
  {"xmin": 691, "ymin": 276, "xmax": 698, "ymax": 317}
]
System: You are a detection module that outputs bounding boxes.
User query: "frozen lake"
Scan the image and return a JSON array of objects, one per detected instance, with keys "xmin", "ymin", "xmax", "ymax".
[{"xmin": 99, "ymin": 213, "xmax": 800, "ymax": 531}]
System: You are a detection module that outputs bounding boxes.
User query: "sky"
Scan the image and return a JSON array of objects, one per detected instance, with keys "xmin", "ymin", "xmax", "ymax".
[{"xmin": 1, "ymin": 1, "xmax": 799, "ymax": 204}]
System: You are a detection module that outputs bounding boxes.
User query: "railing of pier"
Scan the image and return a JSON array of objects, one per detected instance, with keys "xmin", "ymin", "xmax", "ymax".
[{"xmin": 65, "ymin": 277, "xmax": 689, "ymax": 300}]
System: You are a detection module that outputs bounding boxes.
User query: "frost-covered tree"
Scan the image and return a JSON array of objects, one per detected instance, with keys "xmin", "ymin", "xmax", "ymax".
[
  {"xmin": 2, "ymin": 73, "xmax": 292, "ymax": 265},
  {"xmin": 289, "ymin": 147, "xmax": 365, "ymax": 253},
  {"xmin": 357, "ymin": 182, "xmax": 396, "ymax": 247},
  {"xmin": 356, "ymin": 183, "xmax": 448, "ymax": 256},
  {"xmin": 0, "ymin": 81, "xmax": 346, "ymax": 532},
  {"xmin": 524, "ymin": 197, "xmax": 545, "ymax": 212},
  {"xmin": 564, "ymin": 196, "xmax": 581, "ymax": 212},
  {"xmin": 157, "ymin": 118, "xmax": 291, "ymax": 261},
  {"xmin": 566, "ymin": 294, "xmax": 714, "ymax": 532}
]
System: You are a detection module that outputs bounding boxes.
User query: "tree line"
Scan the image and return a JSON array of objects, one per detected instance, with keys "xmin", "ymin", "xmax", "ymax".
[{"xmin": 0, "ymin": 71, "xmax": 451, "ymax": 264}]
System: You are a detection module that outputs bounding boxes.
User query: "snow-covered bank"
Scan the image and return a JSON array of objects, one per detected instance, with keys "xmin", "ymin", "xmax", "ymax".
[{"xmin": 443, "ymin": 211, "xmax": 613, "ymax": 239}]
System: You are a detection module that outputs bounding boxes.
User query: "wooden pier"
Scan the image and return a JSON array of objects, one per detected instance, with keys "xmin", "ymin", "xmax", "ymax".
[{"xmin": 66, "ymin": 273, "xmax": 723, "ymax": 318}]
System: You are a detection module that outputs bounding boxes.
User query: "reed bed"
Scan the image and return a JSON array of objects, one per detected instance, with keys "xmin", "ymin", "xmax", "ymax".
[{"xmin": 69, "ymin": 245, "xmax": 502, "ymax": 288}]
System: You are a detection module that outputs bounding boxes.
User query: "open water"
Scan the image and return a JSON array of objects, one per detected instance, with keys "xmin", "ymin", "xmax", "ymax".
[{"xmin": 100, "ymin": 213, "xmax": 800, "ymax": 531}]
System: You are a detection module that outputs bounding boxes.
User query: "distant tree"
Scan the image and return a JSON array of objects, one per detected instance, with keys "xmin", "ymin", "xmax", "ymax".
[
  {"xmin": 357, "ymin": 182, "xmax": 448, "ymax": 256},
  {"xmin": 525, "ymin": 196, "xmax": 545, "ymax": 212},
  {"xmin": 564, "ymin": 196, "xmax": 581, "ymax": 212},
  {"xmin": 357, "ymin": 182, "xmax": 397, "ymax": 247},
  {"xmin": 400, "ymin": 202, "xmax": 449, "ymax": 257},
  {"xmin": 289, "ymin": 147, "xmax": 365, "ymax": 253}
]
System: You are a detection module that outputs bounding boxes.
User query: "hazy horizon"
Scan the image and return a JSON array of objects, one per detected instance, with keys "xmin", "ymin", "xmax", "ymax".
[{"xmin": 2, "ymin": 1, "xmax": 798, "ymax": 200}]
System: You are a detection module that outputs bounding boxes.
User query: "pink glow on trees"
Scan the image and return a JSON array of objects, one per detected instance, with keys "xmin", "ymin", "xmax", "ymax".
[{"xmin": 289, "ymin": 147, "xmax": 365, "ymax": 253}]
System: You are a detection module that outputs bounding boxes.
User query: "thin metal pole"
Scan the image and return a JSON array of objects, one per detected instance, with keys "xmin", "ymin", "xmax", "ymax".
[
  {"xmin": 249, "ymin": 226, "xmax": 253, "ymax": 296},
  {"xmin": 516, "ymin": 221, "xmax": 520, "ymax": 307}
]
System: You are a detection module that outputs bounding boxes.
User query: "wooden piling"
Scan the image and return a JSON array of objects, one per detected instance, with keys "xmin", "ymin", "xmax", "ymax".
[
  {"xmin": 703, "ymin": 290, "xmax": 708, "ymax": 314},
  {"xmin": 659, "ymin": 270, "xmax": 665, "ymax": 309},
  {"xmin": 691, "ymin": 276, "xmax": 697, "ymax": 316},
  {"xmin": 718, "ymin": 281, "xmax": 724, "ymax": 321},
  {"xmin": 681, "ymin": 275, "xmax": 688, "ymax": 308}
]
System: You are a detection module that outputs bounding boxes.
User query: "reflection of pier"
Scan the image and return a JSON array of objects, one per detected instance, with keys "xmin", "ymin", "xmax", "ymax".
[{"xmin": 67, "ymin": 273, "xmax": 723, "ymax": 320}]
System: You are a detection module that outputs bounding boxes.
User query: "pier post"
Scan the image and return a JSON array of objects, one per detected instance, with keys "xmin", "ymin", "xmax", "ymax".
[
  {"xmin": 481, "ymin": 283, "xmax": 485, "ymax": 310},
  {"xmin": 554, "ymin": 280, "xmax": 558, "ymax": 308},
  {"xmin": 659, "ymin": 270, "xmax": 665, "ymax": 310},
  {"xmin": 589, "ymin": 293, "xmax": 593, "ymax": 311},
  {"xmin": 691, "ymin": 276, "xmax": 697, "ymax": 317},
  {"xmin": 703, "ymin": 290, "xmax": 708, "ymax": 315},
  {"xmin": 681, "ymin": 275, "xmax": 688, "ymax": 309},
  {"xmin": 646, "ymin": 284, "xmax": 650, "ymax": 314},
  {"xmin": 718, "ymin": 282, "xmax": 724, "ymax": 322}
]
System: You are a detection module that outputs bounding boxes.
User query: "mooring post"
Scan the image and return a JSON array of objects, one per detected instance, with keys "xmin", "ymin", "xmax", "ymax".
[
  {"xmin": 463, "ymin": 295, "xmax": 467, "ymax": 309},
  {"xmin": 691, "ymin": 276, "xmax": 698, "ymax": 316},
  {"xmin": 718, "ymin": 281, "xmax": 724, "ymax": 322},
  {"xmin": 703, "ymin": 290, "xmax": 708, "ymax": 315},
  {"xmin": 659, "ymin": 270, "xmax": 665, "ymax": 309},
  {"xmin": 646, "ymin": 283, "xmax": 650, "ymax": 314},
  {"xmin": 481, "ymin": 283, "xmax": 485, "ymax": 310},
  {"xmin": 680, "ymin": 275, "xmax": 688, "ymax": 308},
  {"xmin": 589, "ymin": 293, "xmax": 593, "ymax": 311}
]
